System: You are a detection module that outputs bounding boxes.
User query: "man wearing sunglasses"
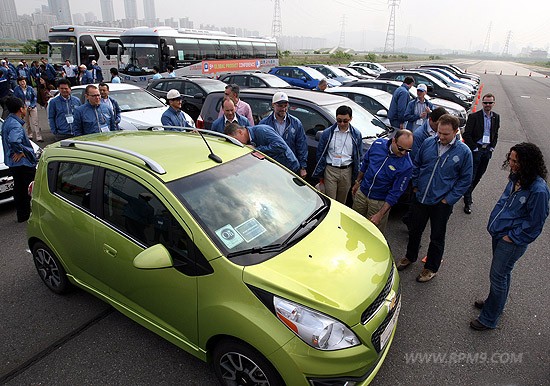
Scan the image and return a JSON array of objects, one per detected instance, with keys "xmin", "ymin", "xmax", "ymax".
[
  {"xmin": 462, "ymin": 93, "xmax": 500, "ymax": 214},
  {"xmin": 351, "ymin": 129, "xmax": 414, "ymax": 233}
]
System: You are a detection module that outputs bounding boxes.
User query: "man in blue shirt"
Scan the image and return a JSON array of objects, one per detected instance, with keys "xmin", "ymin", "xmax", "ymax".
[
  {"xmin": 224, "ymin": 122, "xmax": 300, "ymax": 173},
  {"xmin": 161, "ymin": 89, "xmax": 193, "ymax": 130},
  {"xmin": 211, "ymin": 98, "xmax": 249, "ymax": 133},
  {"xmin": 471, "ymin": 143, "xmax": 549, "ymax": 331},
  {"xmin": 40, "ymin": 57, "xmax": 57, "ymax": 87},
  {"xmin": 259, "ymin": 91, "xmax": 308, "ymax": 178},
  {"xmin": 397, "ymin": 114, "xmax": 473, "ymax": 282},
  {"xmin": 47, "ymin": 79, "xmax": 82, "ymax": 141},
  {"xmin": 0, "ymin": 97, "xmax": 37, "ymax": 222},
  {"xmin": 89, "ymin": 60, "xmax": 104, "ymax": 83},
  {"xmin": 77, "ymin": 65, "xmax": 94, "ymax": 85},
  {"xmin": 351, "ymin": 129, "xmax": 413, "ymax": 233},
  {"xmin": 388, "ymin": 76, "xmax": 414, "ymax": 129},
  {"xmin": 99, "ymin": 83, "xmax": 121, "ymax": 129},
  {"xmin": 74, "ymin": 85, "xmax": 116, "ymax": 136}
]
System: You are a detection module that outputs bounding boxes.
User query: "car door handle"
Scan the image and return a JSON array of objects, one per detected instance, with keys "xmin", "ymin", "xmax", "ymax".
[{"xmin": 103, "ymin": 244, "xmax": 118, "ymax": 258}]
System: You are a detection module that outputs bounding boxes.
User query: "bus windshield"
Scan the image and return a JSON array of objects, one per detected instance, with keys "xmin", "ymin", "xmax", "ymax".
[
  {"xmin": 49, "ymin": 36, "xmax": 77, "ymax": 64},
  {"xmin": 121, "ymin": 43, "xmax": 159, "ymax": 75}
]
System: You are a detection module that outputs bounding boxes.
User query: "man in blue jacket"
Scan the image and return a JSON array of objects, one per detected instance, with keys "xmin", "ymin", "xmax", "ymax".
[
  {"xmin": 77, "ymin": 65, "xmax": 94, "ymax": 85},
  {"xmin": 351, "ymin": 129, "xmax": 413, "ymax": 233},
  {"xmin": 259, "ymin": 91, "xmax": 308, "ymax": 178},
  {"xmin": 99, "ymin": 83, "xmax": 121, "ymax": 129},
  {"xmin": 410, "ymin": 107, "xmax": 447, "ymax": 161},
  {"xmin": 224, "ymin": 122, "xmax": 300, "ymax": 173},
  {"xmin": 161, "ymin": 89, "xmax": 193, "ymax": 130},
  {"xmin": 48, "ymin": 79, "xmax": 82, "ymax": 140},
  {"xmin": 313, "ymin": 105, "xmax": 364, "ymax": 204},
  {"xmin": 73, "ymin": 85, "xmax": 116, "ymax": 136},
  {"xmin": 211, "ymin": 98, "xmax": 249, "ymax": 133},
  {"xmin": 404, "ymin": 83, "xmax": 433, "ymax": 131},
  {"xmin": 40, "ymin": 57, "xmax": 57, "ymax": 87},
  {"xmin": 397, "ymin": 114, "xmax": 473, "ymax": 282},
  {"xmin": 470, "ymin": 143, "xmax": 549, "ymax": 331},
  {"xmin": 0, "ymin": 97, "xmax": 37, "ymax": 222},
  {"xmin": 388, "ymin": 76, "xmax": 414, "ymax": 129}
]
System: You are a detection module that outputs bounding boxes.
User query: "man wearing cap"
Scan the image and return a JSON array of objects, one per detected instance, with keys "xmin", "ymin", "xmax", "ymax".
[
  {"xmin": 48, "ymin": 78, "xmax": 81, "ymax": 140},
  {"xmin": 73, "ymin": 85, "xmax": 116, "ymax": 136},
  {"xmin": 388, "ymin": 76, "xmax": 414, "ymax": 129},
  {"xmin": 313, "ymin": 105, "xmax": 364, "ymax": 204},
  {"xmin": 89, "ymin": 60, "xmax": 103, "ymax": 83},
  {"xmin": 211, "ymin": 98, "xmax": 249, "ymax": 133},
  {"xmin": 62, "ymin": 59, "xmax": 78, "ymax": 86},
  {"xmin": 77, "ymin": 65, "xmax": 93, "ymax": 85},
  {"xmin": 259, "ymin": 91, "xmax": 308, "ymax": 178},
  {"xmin": 161, "ymin": 89, "xmax": 193, "ymax": 130},
  {"xmin": 224, "ymin": 122, "xmax": 300, "ymax": 173},
  {"xmin": 404, "ymin": 84, "xmax": 433, "ymax": 131},
  {"xmin": 218, "ymin": 84, "xmax": 254, "ymax": 125},
  {"xmin": 462, "ymin": 93, "xmax": 500, "ymax": 214}
]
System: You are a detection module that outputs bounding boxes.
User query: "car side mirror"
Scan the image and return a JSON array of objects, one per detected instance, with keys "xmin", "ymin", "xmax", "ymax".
[
  {"xmin": 427, "ymin": 85, "xmax": 434, "ymax": 92},
  {"xmin": 193, "ymin": 92, "xmax": 204, "ymax": 99},
  {"xmin": 133, "ymin": 244, "xmax": 173, "ymax": 269},
  {"xmin": 376, "ymin": 109, "xmax": 387, "ymax": 118},
  {"xmin": 300, "ymin": 76, "xmax": 307, "ymax": 82},
  {"xmin": 160, "ymin": 97, "xmax": 167, "ymax": 104}
]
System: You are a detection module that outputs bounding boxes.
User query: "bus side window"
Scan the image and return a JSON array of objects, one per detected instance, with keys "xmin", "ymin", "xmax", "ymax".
[{"xmin": 79, "ymin": 35, "xmax": 100, "ymax": 66}]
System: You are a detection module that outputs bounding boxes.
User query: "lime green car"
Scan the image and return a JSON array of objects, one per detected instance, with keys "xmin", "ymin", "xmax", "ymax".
[{"xmin": 28, "ymin": 130, "xmax": 400, "ymax": 385}]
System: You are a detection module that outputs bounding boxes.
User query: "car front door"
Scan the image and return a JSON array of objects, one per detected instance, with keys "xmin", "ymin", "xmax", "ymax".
[{"xmin": 95, "ymin": 167, "xmax": 201, "ymax": 349}]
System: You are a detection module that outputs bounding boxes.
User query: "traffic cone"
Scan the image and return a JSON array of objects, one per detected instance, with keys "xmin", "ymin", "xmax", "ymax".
[
  {"xmin": 515, "ymin": 71, "xmax": 517, "ymax": 76},
  {"xmin": 484, "ymin": 69, "xmax": 487, "ymax": 74},
  {"xmin": 499, "ymin": 70, "xmax": 502, "ymax": 75},
  {"xmin": 529, "ymin": 72, "xmax": 532, "ymax": 76},
  {"xmin": 472, "ymin": 105, "xmax": 476, "ymax": 112}
]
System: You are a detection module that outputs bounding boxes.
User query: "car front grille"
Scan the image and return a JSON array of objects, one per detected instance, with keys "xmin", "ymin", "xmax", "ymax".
[
  {"xmin": 371, "ymin": 287, "xmax": 401, "ymax": 352},
  {"xmin": 361, "ymin": 264, "xmax": 394, "ymax": 324}
]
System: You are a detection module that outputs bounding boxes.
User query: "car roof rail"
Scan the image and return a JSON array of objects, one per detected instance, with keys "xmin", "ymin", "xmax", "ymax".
[
  {"xmin": 60, "ymin": 140, "xmax": 167, "ymax": 174},
  {"xmin": 143, "ymin": 126, "xmax": 245, "ymax": 147}
]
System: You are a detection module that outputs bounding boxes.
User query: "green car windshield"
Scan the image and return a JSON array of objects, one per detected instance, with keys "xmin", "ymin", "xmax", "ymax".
[{"xmin": 168, "ymin": 153, "xmax": 326, "ymax": 264}]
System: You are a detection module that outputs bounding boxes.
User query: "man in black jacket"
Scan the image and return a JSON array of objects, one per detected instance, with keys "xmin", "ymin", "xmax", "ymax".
[{"xmin": 462, "ymin": 93, "xmax": 500, "ymax": 214}]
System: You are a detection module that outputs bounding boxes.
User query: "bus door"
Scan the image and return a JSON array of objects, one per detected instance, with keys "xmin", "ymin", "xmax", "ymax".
[{"xmin": 106, "ymin": 38, "xmax": 125, "ymax": 72}]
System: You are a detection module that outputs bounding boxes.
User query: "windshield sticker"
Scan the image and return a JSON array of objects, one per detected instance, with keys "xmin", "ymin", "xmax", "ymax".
[
  {"xmin": 215, "ymin": 224, "xmax": 244, "ymax": 249},
  {"xmin": 235, "ymin": 218, "xmax": 267, "ymax": 243}
]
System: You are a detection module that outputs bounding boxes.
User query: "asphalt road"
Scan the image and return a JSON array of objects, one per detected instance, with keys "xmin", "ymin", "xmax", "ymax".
[{"xmin": 1, "ymin": 60, "xmax": 549, "ymax": 385}]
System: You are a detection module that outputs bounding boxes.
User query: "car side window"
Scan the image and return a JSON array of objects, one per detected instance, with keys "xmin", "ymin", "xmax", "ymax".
[
  {"xmin": 232, "ymin": 75, "xmax": 248, "ymax": 88},
  {"xmin": 288, "ymin": 104, "xmax": 330, "ymax": 137},
  {"xmin": 70, "ymin": 88, "xmax": 85, "ymax": 103},
  {"xmin": 241, "ymin": 97, "xmax": 272, "ymax": 124},
  {"xmin": 183, "ymin": 81, "xmax": 202, "ymax": 97},
  {"xmin": 249, "ymin": 76, "xmax": 265, "ymax": 88},
  {"xmin": 394, "ymin": 74, "xmax": 405, "ymax": 82},
  {"xmin": 352, "ymin": 95, "xmax": 383, "ymax": 115},
  {"xmin": 152, "ymin": 81, "xmax": 166, "ymax": 91},
  {"xmin": 101, "ymin": 170, "xmax": 193, "ymax": 264},
  {"xmin": 55, "ymin": 162, "xmax": 94, "ymax": 210}
]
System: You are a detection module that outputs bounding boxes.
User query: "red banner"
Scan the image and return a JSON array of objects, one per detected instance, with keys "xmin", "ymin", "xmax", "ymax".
[{"xmin": 201, "ymin": 59, "xmax": 262, "ymax": 74}]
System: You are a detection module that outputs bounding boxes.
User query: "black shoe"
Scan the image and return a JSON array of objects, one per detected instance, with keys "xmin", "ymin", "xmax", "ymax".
[
  {"xmin": 474, "ymin": 300, "xmax": 484, "ymax": 309},
  {"xmin": 464, "ymin": 204, "xmax": 472, "ymax": 214},
  {"xmin": 469, "ymin": 319, "xmax": 491, "ymax": 331}
]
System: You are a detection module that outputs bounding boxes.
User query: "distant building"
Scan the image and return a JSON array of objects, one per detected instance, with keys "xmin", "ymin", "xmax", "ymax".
[
  {"xmin": 529, "ymin": 49, "xmax": 548, "ymax": 59},
  {"xmin": 124, "ymin": 0, "xmax": 138, "ymax": 20},
  {"xmin": 143, "ymin": 0, "xmax": 156, "ymax": 26},
  {"xmin": 180, "ymin": 17, "xmax": 193, "ymax": 29},
  {"xmin": 0, "ymin": 0, "xmax": 17, "ymax": 24},
  {"xmin": 48, "ymin": 0, "xmax": 72, "ymax": 25},
  {"xmin": 84, "ymin": 12, "xmax": 98, "ymax": 23},
  {"xmin": 73, "ymin": 13, "xmax": 85, "ymax": 25},
  {"xmin": 100, "ymin": 0, "xmax": 115, "ymax": 23}
]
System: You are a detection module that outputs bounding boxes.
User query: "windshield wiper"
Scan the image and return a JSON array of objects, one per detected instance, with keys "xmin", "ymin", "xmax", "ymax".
[{"xmin": 226, "ymin": 201, "xmax": 330, "ymax": 258}]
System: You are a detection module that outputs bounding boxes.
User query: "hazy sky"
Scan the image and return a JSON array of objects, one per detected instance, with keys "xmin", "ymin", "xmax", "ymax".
[{"xmin": 16, "ymin": 0, "xmax": 550, "ymax": 54}]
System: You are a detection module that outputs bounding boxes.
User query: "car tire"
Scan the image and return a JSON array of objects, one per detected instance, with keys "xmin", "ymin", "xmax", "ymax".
[
  {"xmin": 32, "ymin": 242, "xmax": 73, "ymax": 294},
  {"xmin": 212, "ymin": 339, "xmax": 284, "ymax": 386}
]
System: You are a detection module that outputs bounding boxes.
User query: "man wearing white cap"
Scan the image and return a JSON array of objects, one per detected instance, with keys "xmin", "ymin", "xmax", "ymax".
[
  {"xmin": 89, "ymin": 60, "xmax": 104, "ymax": 83},
  {"xmin": 404, "ymin": 83, "xmax": 433, "ymax": 131},
  {"xmin": 259, "ymin": 91, "xmax": 308, "ymax": 178},
  {"xmin": 161, "ymin": 89, "xmax": 193, "ymax": 130}
]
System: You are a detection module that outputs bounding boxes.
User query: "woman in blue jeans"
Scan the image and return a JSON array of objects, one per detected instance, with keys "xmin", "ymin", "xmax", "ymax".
[{"xmin": 470, "ymin": 143, "xmax": 549, "ymax": 330}]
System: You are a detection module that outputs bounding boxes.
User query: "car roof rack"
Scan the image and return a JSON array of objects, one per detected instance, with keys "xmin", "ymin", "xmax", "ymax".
[
  {"xmin": 144, "ymin": 126, "xmax": 245, "ymax": 148},
  {"xmin": 60, "ymin": 140, "xmax": 166, "ymax": 174}
]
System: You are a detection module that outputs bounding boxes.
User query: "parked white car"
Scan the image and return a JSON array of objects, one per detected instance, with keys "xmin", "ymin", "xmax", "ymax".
[{"xmin": 70, "ymin": 83, "xmax": 195, "ymax": 131}]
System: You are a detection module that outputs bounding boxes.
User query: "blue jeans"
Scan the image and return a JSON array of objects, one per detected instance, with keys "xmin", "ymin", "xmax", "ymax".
[{"xmin": 478, "ymin": 237, "xmax": 528, "ymax": 328}]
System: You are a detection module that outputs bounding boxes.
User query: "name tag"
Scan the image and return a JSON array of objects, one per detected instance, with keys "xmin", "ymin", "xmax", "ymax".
[
  {"xmin": 25, "ymin": 100, "xmax": 31, "ymax": 107},
  {"xmin": 65, "ymin": 114, "xmax": 74, "ymax": 124},
  {"xmin": 332, "ymin": 156, "xmax": 342, "ymax": 167},
  {"xmin": 482, "ymin": 135, "xmax": 490, "ymax": 144},
  {"xmin": 100, "ymin": 125, "xmax": 110, "ymax": 133}
]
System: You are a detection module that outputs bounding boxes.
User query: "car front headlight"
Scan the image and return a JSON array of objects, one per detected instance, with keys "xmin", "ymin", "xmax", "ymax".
[{"xmin": 274, "ymin": 296, "xmax": 360, "ymax": 350}]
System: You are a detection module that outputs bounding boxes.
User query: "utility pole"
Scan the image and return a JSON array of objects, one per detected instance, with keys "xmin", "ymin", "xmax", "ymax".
[
  {"xmin": 338, "ymin": 15, "xmax": 346, "ymax": 48},
  {"xmin": 482, "ymin": 22, "xmax": 492, "ymax": 53},
  {"xmin": 384, "ymin": 0, "xmax": 400, "ymax": 53},
  {"xmin": 502, "ymin": 30, "xmax": 512, "ymax": 56},
  {"xmin": 404, "ymin": 24, "xmax": 411, "ymax": 53},
  {"xmin": 271, "ymin": 0, "xmax": 282, "ymax": 40}
]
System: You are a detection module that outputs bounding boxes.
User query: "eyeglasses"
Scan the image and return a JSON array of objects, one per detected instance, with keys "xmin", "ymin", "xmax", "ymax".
[
  {"xmin": 87, "ymin": 94, "xmax": 101, "ymax": 97},
  {"xmin": 397, "ymin": 145, "xmax": 412, "ymax": 153},
  {"xmin": 482, "ymin": 101, "xmax": 494, "ymax": 105},
  {"xmin": 336, "ymin": 119, "xmax": 350, "ymax": 124}
]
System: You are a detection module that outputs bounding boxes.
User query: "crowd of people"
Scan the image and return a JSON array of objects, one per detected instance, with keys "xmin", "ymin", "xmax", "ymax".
[{"xmin": 1, "ymin": 63, "xmax": 549, "ymax": 332}]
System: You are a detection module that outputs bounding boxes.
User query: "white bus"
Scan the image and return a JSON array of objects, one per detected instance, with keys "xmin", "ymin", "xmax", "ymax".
[
  {"xmin": 114, "ymin": 27, "xmax": 279, "ymax": 86},
  {"xmin": 38, "ymin": 25, "xmax": 126, "ymax": 70}
]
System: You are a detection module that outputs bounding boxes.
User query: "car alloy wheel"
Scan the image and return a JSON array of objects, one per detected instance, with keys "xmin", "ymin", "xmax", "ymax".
[
  {"xmin": 213, "ymin": 340, "xmax": 283, "ymax": 386},
  {"xmin": 32, "ymin": 242, "xmax": 72, "ymax": 294}
]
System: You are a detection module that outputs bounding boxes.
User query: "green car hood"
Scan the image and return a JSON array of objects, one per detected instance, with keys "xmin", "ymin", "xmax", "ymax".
[{"xmin": 242, "ymin": 205, "xmax": 393, "ymax": 325}]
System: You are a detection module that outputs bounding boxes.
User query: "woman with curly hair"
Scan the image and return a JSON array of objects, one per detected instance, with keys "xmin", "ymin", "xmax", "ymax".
[{"xmin": 471, "ymin": 142, "xmax": 549, "ymax": 330}]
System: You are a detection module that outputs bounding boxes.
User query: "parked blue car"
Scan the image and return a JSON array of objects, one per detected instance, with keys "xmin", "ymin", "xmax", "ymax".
[{"xmin": 268, "ymin": 66, "xmax": 341, "ymax": 89}]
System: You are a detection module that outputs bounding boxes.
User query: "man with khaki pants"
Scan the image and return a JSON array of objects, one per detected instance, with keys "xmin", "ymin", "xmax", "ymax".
[{"xmin": 352, "ymin": 130, "xmax": 413, "ymax": 232}]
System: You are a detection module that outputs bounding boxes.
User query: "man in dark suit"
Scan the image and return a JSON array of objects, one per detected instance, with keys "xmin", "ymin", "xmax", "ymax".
[{"xmin": 462, "ymin": 93, "xmax": 500, "ymax": 214}]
